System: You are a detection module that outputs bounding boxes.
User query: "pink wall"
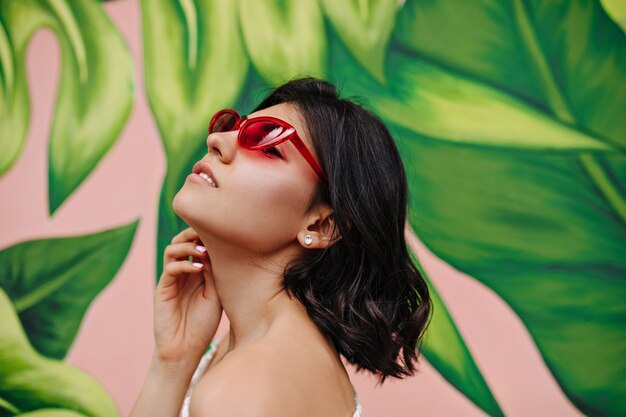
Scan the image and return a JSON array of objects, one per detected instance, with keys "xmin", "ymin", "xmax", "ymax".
[{"xmin": 0, "ymin": 1, "xmax": 585, "ymax": 416}]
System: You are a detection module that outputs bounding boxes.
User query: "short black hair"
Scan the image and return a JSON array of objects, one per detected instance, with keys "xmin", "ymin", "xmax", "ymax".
[{"xmin": 253, "ymin": 77, "xmax": 433, "ymax": 384}]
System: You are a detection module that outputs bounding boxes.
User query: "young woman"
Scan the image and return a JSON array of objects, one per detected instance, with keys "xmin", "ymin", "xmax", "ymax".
[{"xmin": 130, "ymin": 77, "xmax": 432, "ymax": 417}]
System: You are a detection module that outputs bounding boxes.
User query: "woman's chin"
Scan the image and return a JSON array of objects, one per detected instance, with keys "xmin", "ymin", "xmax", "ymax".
[
  {"xmin": 172, "ymin": 191, "xmax": 211, "ymax": 229},
  {"xmin": 172, "ymin": 189, "xmax": 190, "ymax": 219}
]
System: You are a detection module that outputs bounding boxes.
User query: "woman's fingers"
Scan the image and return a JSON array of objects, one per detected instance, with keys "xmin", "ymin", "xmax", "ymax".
[
  {"xmin": 159, "ymin": 237, "xmax": 208, "ymax": 289},
  {"xmin": 171, "ymin": 227, "xmax": 199, "ymax": 244},
  {"xmin": 158, "ymin": 258, "xmax": 205, "ymax": 290},
  {"xmin": 164, "ymin": 259, "xmax": 205, "ymax": 276},
  {"xmin": 163, "ymin": 242, "xmax": 207, "ymax": 264}
]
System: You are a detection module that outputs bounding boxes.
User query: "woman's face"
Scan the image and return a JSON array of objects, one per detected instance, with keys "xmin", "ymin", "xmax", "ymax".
[{"xmin": 173, "ymin": 103, "xmax": 321, "ymax": 255}]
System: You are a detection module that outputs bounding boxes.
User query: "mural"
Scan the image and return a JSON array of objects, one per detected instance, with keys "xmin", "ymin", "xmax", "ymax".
[{"xmin": 0, "ymin": 0, "xmax": 624, "ymax": 415}]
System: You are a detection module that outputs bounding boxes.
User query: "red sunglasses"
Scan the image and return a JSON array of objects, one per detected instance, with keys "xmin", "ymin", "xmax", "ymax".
[{"xmin": 208, "ymin": 109, "xmax": 328, "ymax": 181}]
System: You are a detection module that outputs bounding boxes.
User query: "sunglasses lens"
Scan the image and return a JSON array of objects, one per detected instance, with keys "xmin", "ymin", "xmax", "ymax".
[
  {"xmin": 211, "ymin": 112, "xmax": 238, "ymax": 133},
  {"xmin": 240, "ymin": 120, "xmax": 295, "ymax": 149}
]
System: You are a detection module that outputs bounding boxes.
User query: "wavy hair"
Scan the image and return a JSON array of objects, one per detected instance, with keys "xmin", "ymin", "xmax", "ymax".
[{"xmin": 253, "ymin": 77, "xmax": 433, "ymax": 384}]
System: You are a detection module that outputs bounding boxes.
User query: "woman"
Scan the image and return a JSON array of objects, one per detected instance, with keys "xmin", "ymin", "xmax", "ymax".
[{"xmin": 130, "ymin": 77, "xmax": 432, "ymax": 417}]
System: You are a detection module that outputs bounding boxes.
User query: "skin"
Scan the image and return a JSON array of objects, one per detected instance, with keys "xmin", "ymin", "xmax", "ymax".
[{"xmin": 130, "ymin": 103, "xmax": 356, "ymax": 417}]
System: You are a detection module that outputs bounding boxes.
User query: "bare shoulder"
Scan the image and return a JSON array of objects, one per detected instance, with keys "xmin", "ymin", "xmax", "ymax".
[
  {"xmin": 189, "ymin": 344, "xmax": 290, "ymax": 417},
  {"xmin": 190, "ymin": 330, "xmax": 355, "ymax": 417}
]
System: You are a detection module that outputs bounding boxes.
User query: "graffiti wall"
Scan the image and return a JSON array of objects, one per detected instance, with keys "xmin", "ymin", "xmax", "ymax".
[{"xmin": 1, "ymin": 0, "xmax": 624, "ymax": 416}]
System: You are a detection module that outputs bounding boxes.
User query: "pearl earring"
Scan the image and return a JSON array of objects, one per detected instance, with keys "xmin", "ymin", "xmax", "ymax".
[{"xmin": 304, "ymin": 234, "xmax": 313, "ymax": 245}]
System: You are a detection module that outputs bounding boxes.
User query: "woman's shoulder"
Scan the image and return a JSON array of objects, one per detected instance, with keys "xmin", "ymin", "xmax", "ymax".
[
  {"xmin": 189, "ymin": 339, "xmax": 294, "ymax": 415},
  {"xmin": 190, "ymin": 332, "xmax": 356, "ymax": 416},
  {"xmin": 199, "ymin": 335, "xmax": 289, "ymax": 385}
]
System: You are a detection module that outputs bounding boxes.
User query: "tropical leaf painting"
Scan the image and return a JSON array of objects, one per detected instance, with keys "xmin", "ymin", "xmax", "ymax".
[
  {"xmin": 0, "ymin": 287, "xmax": 121, "ymax": 417},
  {"xmin": 0, "ymin": 221, "xmax": 139, "ymax": 360},
  {"xmin": 0, "ymin": 0, "xmax": 134, "ymax": 214},
  {"xmin": 382, "ymin": 2, "xmax": 626, "ymax": 415},
  {"xmin": 1, "ymin": 0, "xmax": 624, "ymax": 415},
  {"xmin": 0, "ymin": 218, "xmax": 138, "ymax": 415},
  {"xmin": 0, "ymin": 0, "xmax": 136, "ymax": 414}
]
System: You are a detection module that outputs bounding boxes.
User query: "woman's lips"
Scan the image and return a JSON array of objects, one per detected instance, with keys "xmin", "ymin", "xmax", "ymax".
[
  {"xmin": 187, "ymin": 173, "xmax": 218, "ymax": 188},
  {"xmin": 192, "ymin": 160, "xmax": 219, "ymax": 187}
]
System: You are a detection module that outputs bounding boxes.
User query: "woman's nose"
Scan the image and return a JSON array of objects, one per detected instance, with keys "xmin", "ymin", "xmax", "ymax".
[{"xmin": 206, "ymin": 131, "xmax": 237, "ymax": 163}]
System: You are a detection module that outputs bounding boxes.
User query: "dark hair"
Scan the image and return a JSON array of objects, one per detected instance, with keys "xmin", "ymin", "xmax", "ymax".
[{"xmin": 253, "ymin": 77, "xmax": 433, "ymax": 385}]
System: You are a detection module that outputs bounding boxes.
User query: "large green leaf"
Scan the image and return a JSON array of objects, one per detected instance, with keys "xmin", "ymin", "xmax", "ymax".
[
  {"xmin": 395, "ymin": 122, "xmax": 626, "ymax": 416},
  {"xmin": 320, "ymin": 0, "xmax": 398, "ymax": 82},
  {"xmin": 0, "ymin": 287, "xmax": 119, "ymax": 417},
  {"xmin": 406, "ymin": 237, "xmax": 503, "ymax": 417},
  {"xmin": 367, "ymin": 60, "xmax": 613, "ymax": 152},
  {"xmin": 141, "ymin": 0, "xmax": 249, "ymax": 280},
  {"xmin": 392, "ymin": 1, "xmax": 626, "ymax": 414},
  {"xmin": 395, "ymin": 0, "xmax": 626, "ymax": 150},
  {"xmin": 0, "ymin": 220, "xmax": 139, "ymax": 360},
  {"xmin": 142, "ymin": 0, "xmax": 249, "ymax": 162},
  {"xmin": 326, "ymin": 0, "xmax": 626, "ymax": 415},
  {"xmin": 601, "ymin": 0, "xmax": 626, "ymax": 33},
  {"xmin": 0, "ymin": 0, "xmax": 134, "ymax": 214},
  {"xmin": 238, "ymin": 0, "xmax": 326, "ymax": 84},
  {"xmin": 16, "ymin": 411, "xmax": 86, "ymax": 417},
  {"xmin": 0, "ymin": 11, "xmax": 28, "ymax": 180}
]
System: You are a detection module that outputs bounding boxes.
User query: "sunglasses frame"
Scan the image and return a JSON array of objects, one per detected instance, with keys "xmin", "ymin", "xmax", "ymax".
[{"xmin": 209, "ymin": 109, "xmax": 328, "ymax": 182}]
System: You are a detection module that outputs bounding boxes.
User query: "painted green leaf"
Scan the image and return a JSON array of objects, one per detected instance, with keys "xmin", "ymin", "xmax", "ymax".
[
  {"xmin": 395, "ymin": 0, "xmax": 626, "ymax": 150},
  {"xmin": 395, "ymin": 121, "xmax": 626, "ymax": 417},
  {"xmin": 0, "ymin": 395, "xmax": 20, "ymax": 415},
  {"xmin": 0, "ymin": 11, "xmax": 29, "ymax": 180},
  {"xmin": 321, "ymin": 0, "xmax": 397, "ymax": 82},
  {"xmin": 141, "ymin": 0, "xmax": 250, "ymax": 280},
  {"xmin": 327, "ymin": 0, "xmax": 626, "ymax": 415},
  {"xmin": 406, "ymin": 242, "xmax": 503, "ymax": 417},
  {"xmin": 0, "ymin": 287, "xmax": 120, "ymax": 417},
  {"xmin": 142, "ymin": 0, "xmax": 249, "ymax": 163},
  {"xmin": 0, "ymin": 0, "xmax": 135, "ymax": 214},
  {"xmin": 17, "ymin": 411, "xmax": 86, "ymax": 417},
  {"xmin": 393, "ymin": 1, "xmax": 626, "ymax": 415},
  {"xmin": 327, "ymin": 31, "xmax": 504, "ymax": 417},
  {"xmin": 238, "ymin": 0, "xmax": 326, "ymax": 84},
  {"xmin": 376, "ymin": 62, "xmax": 615, "ymax": 152},
  {"xmin": 601, "ymin": 0, "xmax": 626, "ymax": 33},
  {"xmin": 0, "ymin": 220, "xmax": 139, "ymax": 360}
]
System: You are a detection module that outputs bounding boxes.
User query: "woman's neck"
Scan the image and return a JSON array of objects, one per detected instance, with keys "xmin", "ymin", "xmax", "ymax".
[{"xmin": 198, "ymin": 233, "xmax": 313, "ymax": 352}]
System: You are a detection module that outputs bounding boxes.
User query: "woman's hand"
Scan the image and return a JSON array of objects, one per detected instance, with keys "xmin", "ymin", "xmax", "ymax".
[{"xmin": 153, "ymin": 226, "xmax": 223, "ymax": 366}]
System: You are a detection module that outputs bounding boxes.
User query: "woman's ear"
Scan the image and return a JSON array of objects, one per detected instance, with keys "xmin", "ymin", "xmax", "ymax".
[{"xmin": 298, "ymin": 205, "xmax": 343, "ymax": 249}]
